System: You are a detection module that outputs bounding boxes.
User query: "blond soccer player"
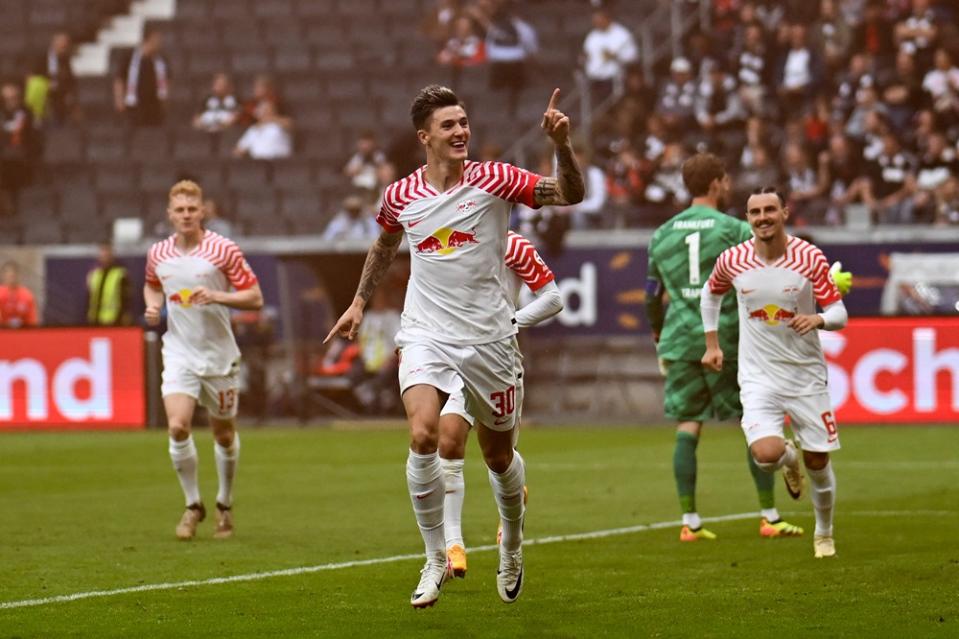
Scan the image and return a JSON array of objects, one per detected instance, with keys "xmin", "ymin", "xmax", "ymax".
[{"xmin": 144, "ymin": 180, "xmax": 263, "ymax": 540}]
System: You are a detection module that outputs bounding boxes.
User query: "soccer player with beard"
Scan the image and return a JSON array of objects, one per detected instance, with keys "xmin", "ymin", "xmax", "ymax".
[
  {"xmin": 326, "ymin": 85, "xmax": 584, "ymax": 607},
  {"xmin": 646, "ymin": 154, "xmax": 804, "ymax": 542},
  {"xmin": 702, "ymin": 187, "xmax": 848, "ymax": 559},
  {"xmin": 144, "ymin": 180, "xmax": 263, "ymax": 540}
]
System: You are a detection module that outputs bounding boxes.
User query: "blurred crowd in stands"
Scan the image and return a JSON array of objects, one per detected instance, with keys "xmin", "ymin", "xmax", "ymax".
[{"xmin": 4, "ymin": 0, "xmax": 959, "ymax": 240}]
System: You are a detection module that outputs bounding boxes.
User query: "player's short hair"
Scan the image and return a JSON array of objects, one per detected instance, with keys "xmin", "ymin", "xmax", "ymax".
[
  {"xmin": 168, "ymin": 179, "xmax": 203, "ymax": 202},
  {"xmin": 749, "ymin": 186, "xmax": 786, "ymax": 207},
  {"xmin": 410, "ymin": 85, "xmax": 464, "ymax": 131},
  {"xmin": 681, "ymin": 153, "xmax": 726, "ymax": 197}
]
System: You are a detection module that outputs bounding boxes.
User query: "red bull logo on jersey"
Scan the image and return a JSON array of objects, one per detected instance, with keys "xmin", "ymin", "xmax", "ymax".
[
  {"xmin": 414, "ymin": 227, "xmax": 479, "ymax": 255},
  {"xmin": 168, "ymin": 289, "xmax": 193, "ymax": 308},
  {"xmin": 747, "ymin": 304, "xmax": 796, "ymax": 326}
]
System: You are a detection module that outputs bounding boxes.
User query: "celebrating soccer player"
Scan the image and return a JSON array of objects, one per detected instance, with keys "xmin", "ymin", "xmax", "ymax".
[
  {"xmin": 326, "ymin": 85, "xmax": 584, "ymax": 607},
  {"xmin": 646, "ymin": 153, "xmax": 804, "ymax": 541},
  {"xmin": 701, "ymin": 187, "xmax": 847, "ymax": 559},
  {"xmin": 144, "ymin": 180, "xmax": 264, "ymax": 541},
  {"xmin": 440, "ymin": 230, "xmax": 563, "ymax": 579}
]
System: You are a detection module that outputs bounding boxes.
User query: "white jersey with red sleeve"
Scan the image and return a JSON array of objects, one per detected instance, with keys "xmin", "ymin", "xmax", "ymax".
[
  {"xmin": 377, "ymin": 161, "xmax": 542, "ymax": 345},
  {"xmin": 504, "ymin": 230, "xmax": 554, "ymax": 307},
  {"xmin": 145, "ymin": 230, "xmax": 258, "ymax": 376},
  {"xmin": 706, "ymin": 235, "xmax": 842, "ymax": 395}
]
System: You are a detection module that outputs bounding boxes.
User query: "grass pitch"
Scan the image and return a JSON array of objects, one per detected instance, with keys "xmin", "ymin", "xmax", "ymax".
[{"xmin": 0, "ymin": 424, "xmax": 956, "ymax": 638}]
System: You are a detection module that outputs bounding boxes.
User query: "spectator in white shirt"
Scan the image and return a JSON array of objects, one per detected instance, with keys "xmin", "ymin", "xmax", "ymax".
[
  {"xmin": 582, "ymin": 5, "xmax": 638, "ymax": 105},
  {"xmin": 922, "ymin": 48, "xmax": 959, "ymax": 123},
  {"xmin": 233, "ymin": 101, "xmax": 292, "ymax": 160},
  {"xmin": 322, "ymin": 195, "xmax": 380, "ymax": 241}
]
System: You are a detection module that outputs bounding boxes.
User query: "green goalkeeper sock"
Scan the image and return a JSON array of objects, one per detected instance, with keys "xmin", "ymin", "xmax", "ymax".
[
  {"xmin": 747, "ymin": 446, "xmax": 775, "ymax": 509},
  {"xmin": 673, "ymin": 431, "xmax": 699, "ymax": 514}
]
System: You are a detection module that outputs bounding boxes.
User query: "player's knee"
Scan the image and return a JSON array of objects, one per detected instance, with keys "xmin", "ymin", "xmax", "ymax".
[
  {"xmin": 804, "ymin": 451, "xmax": 829, "ymax": 470},
  {"xmin": 168, "ymin": 422, "xmax": 190, "ymax": 441},
  {"xmin": 438, "ymin": 434, "xmax": 465, "ymax": 459},
  {"xmin": 754, "ymin": 458, "xmax": 778, "ymax": 473},
  {"xmin": 483, "ymin": 448, "xmax": 512, "ymax": 474},
  {"xmin": 213, "ymin": 427, "xmax": 235, "ymax": 448},
  {"xmin": 409, "ymin": 424, "xmax": 439, "ymax": 454}
]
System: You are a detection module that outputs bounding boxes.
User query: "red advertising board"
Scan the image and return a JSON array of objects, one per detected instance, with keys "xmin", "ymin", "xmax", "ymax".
[
  {"xmin": 822, "ymin": 318, "xmax": 959, "ymax": 423},
  {"xmin": 0, "ymin": 328, "xmax": 145, "ymax": 429}
]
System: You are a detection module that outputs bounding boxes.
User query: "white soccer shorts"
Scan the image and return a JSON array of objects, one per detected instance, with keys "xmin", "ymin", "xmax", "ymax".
[
  {"xmin": 441, "ymin": 354, "xmax": 525, "ymax": 443},
  {"xmin": 740, "ymin": 385, "xmax": 841, "ymax": 453},
  {"xmin": 161, "ymin": 356, "xmax": 241, "ymax": 420},
  {"xmin": 398, "ymin": 335, "xmax": 520, "ymax": 432}
]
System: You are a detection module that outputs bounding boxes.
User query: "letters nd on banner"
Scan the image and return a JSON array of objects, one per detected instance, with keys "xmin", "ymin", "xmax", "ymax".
[
  {"xmin": 0, "ymin": 328, "xmax": 145, "ymax": 429},
  {"xmin": 824, "ymin": 318, "xmax": 959, "ymax": 423}
]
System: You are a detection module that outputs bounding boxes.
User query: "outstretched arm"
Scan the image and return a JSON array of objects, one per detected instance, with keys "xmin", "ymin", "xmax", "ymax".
[
  {"xmin": 534, "ymin": 89, "xmax": 585, "ymax": 207},
  {"xmin": 324, "ymin": 229, "xmax": 403, "ymax": 342}
]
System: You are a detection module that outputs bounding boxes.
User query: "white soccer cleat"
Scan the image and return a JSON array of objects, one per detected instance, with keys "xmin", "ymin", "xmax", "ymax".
[
  {"xmin": 814, "ymin": 534, "xmax": 837, "ymax": 559},
  {"xmin": 782, "ymin": 439, "xmax": 804, "ymax": 500},
  {"xmin": 410, "ymin": 557, "xmax": 450, "ymax": 609},
  {"xmin": 496, "ymin": 548, "xmax": 524, "ymax": 604}
]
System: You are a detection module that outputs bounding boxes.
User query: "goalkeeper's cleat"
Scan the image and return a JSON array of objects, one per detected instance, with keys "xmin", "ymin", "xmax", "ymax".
[
  {"xmin": 830, "ymin": 261, "xmax": 853, "ymax": 296},
  {"xmin": 782, "ymin": 439, "xmax": 804, "ymax": 500},
  {"xmin": 496, "ymin": 485, "xmax": 528, "ymax": 545},
  {"xmin": 759, "ymin": 517, "xmax": 804, "ymax": 538},
  {"xmin": 447, "ymin": 544, "xmax": 467, "ymax": 578},
  {"xmin": 679, "ymin": 525, "xmax": 717, "ymax": 542},
  {"xmin": 496, "ymin": 547, "xmax": 524, "ymax": 603},
  {"xmin": 213, "ymin": 502, "xmax": 234, "ymax": 540},
  {"xmin": 175, "ymin": 502, "xmax": 206, "ymax": 540},
  {"xmin": 410, "ymin": 556, "xmax": 451, "ymax": 608},
  {"xmin": 814, "ymin": 534, "xmax": 837, "ymax": 558}
]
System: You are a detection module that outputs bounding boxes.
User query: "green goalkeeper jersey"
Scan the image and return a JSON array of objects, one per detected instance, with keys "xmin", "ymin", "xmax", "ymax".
[{"xmin": 646, "ymin": 204, "xmax": 753, "ymax": 362}]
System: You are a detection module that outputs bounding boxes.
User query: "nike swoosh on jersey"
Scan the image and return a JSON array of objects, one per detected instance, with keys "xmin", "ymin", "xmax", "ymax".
[
  {"xmin": 408, "ymin": 217, "xmax": 428, "ymax": 228},
  {"xmin": 494, "ymin": 416, "xmax": 511, "ymax": 426},
  {"xmin": 741, "ymin": 288, "xmax": 756, "ymax": 294},
  {"xmin": 415, "ymin": 490, "xmax": 435, "ymax": 500}
]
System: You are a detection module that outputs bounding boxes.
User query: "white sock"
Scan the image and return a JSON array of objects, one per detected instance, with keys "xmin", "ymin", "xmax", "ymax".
[
  {"xmin": 761, "ymin": 508, "xmax": 781, "ymax": 522},
  {"xmin": 488, "ymin": 450, "xmax": 526, "ymax": 553},
  {"xmin": 407, "ymin": 449, "xmax": 446, "ymax": 562},
  {"xmin": 440, "ymin": 457, "xmax": 466, "ymax": 549},
  {"xmin": 214, "ymin": 433, "xmax": 240, "ymax": 508},
  {"xmin": 807, "ymin": 462, "xmax": 836, "ymax": 536},
  {"xmin": 169, "ymin": 435, "xmax": 200, "ymax": 506},
  {"xmin": 682, "ymin": 512, "xmax": 702, "ymax": 529}
]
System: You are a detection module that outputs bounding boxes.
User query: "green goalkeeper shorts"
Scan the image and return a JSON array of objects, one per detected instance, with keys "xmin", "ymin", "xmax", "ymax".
[{"xmin": 663, "ymin": 359, "xmax": 741, "ymax": 423}]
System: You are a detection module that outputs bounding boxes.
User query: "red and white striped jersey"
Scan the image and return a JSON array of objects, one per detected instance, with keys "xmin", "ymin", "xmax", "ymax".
[
  {"xmin": 706, "ymin": 235, "xmax": 841, "ymax": 395},
  {"xmin": 377, "ymin": 161, "xmax": 542, "ymax": 345},
  {"xmin": 504, "ymin": 230, "xmax": 554, "ymax": 307},
  {"xmin": 146, "ymin": 230, "xmax": 258, "ymax": 375}
]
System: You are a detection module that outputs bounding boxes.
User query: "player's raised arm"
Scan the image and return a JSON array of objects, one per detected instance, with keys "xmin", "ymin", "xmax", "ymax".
[
  {"xmin": 533, "ymin": 88, "xmax": 585, "ymax": 207},
  {"xmin": 325, "ymin": 229, "xmax": 403, "ymax": 343}
]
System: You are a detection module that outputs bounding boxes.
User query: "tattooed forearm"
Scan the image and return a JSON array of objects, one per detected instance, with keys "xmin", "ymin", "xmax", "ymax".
[
  {"xmin": 534, "ymin": 141, "xmax": 585, "ymax": 206},
  {"xmin": 555, "ymin": 141, "xmax": 585, "ymax": 204},
  {"xmin": 354, "ymin": 230, "xmax": 402, "ymax": 305}
]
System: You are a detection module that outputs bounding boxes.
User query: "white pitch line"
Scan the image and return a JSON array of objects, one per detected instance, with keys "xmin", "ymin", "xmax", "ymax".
[
  {"xmin": 1, "ymin": 509, "xmax": 950, "ymax": 611},
  {"xmin": 0, "ymin": 511, "xmax": 758, "ymax": 611}
]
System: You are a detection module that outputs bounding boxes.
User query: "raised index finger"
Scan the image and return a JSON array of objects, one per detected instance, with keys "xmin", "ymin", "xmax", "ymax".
[{"xmin": 545, "ymin": 88, "xmax": 560, "ymax": 113}]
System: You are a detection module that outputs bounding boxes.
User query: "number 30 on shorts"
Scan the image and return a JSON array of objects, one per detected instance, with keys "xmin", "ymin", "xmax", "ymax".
[
  {"xmin": 490, "ymin": 385, "xmax": 516, "ymax": 418},
  {"xmin": 219, "ymin": 389, "xmax": 237, "ymax": 414}
]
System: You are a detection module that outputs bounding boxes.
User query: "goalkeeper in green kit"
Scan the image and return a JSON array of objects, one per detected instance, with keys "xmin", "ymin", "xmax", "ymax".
[{"xmin": 645, "ymin": 153, "xmax": 851, "ymax": 541}]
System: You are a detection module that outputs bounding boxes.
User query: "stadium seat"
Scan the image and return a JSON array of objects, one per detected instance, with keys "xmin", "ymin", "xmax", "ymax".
[
  {"xmin": 43, "ymin": 129, "xmax": 85, "ymax": 164},
  {"xmin": 86, "ymin": 131, "xmax": 127, "ymax": 163},
  {"xmin": 273, "ymin": 47, "xmax": 313, "ymax": 73},
  {"xmin": 254, "ymin": 0, "xmax": 294, "ymax": 18},
  {"xmin": 187, "ymin": 48, "xmax": 226, "ymax": 78},
  {"xmin": 21, "ymin": 220, "xmax": 63, "ymax": 244},
  {"xmin": 129, "ymin": 129, "xmax": 171, "ymax": 164},
  {"xmin": 270, "ymin": 160, "xmax": 313, "ymax": 190},
  {"xmin": 279, "ymin": 190, "xmax": 327, "ymax": 234},
  {"xmin": 232, "ymin": 49, "xmax": 272, "ymax": 75},
  {"xmin": 263, "ymin": 19, "xmax": 302, "ymax": 46},
  {"xmin": 17, "ymin": 187, "xmax": 58, "ymax": 220},
  {"xmin": 58, "ymin": 186, "xmax": 99, "ymax": 222},
  {"xmin": 227, "ymin": 161, "xmax": 271, "ymax": 191},
  {"xmin": 95, "ymin": 163, "xmax": 140, "ymax": 192},
  {"xmin": 100, "ymin": 191, "xmax": 145, "ymax": 221},
  {"xmin": 221, "ymin": 20, "xmax": 262, "ymax": 47},
  {"xmin": 139, "ymin": 163, "xmax": 180, "ymax": 192},
  {"xmin": 293, "ymin": 0, "xmax": 337, "ymax": 17},
  {"xmin": 173, "ymin": 131, "xmax": 215, "ymax": 161},
  {"xmin": 211, "ymin": 0, "xmax": 252, "ymax": 20}
]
